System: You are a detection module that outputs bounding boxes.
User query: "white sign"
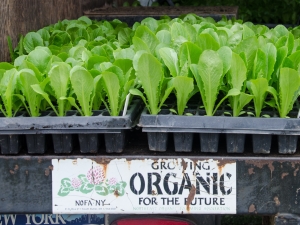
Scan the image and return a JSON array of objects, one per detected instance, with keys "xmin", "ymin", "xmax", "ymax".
[{"xmin": 52, "ymin": 158, "xmax": 236, "ymax": 214}]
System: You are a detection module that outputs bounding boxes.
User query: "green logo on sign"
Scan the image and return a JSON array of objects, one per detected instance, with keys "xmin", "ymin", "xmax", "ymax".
[{"xmin": 58, "ymin": 167, "xmax": 127, "ymax": 197}]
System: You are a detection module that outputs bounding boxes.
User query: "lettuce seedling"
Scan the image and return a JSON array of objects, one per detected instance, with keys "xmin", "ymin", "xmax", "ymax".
[
  {"xmin": 62, "ymin": 66, "xmax": 100, "ymax": 116},
  {"xmin": 26, "ymin": 47, "xmax": 52, "ymax": 75},
  {"xmin": 173, "ymin": 76, "xmax": 197, "ymax": 115},
  {"xmin": 100, "ymin": 61, "xmax": 135, "ymax": 116},
  {"xmin": 191, "ymin": 48, "xmax": 239, "ymax": 116},
  {"xmin": 0, "ymin": 68, "xmax": 21, "ymax": 117},
  {"xmin": 133, "ymin": 25, "xmax": 159, "ymax": 55},
  {"xmin": 227, "ymin": 52, "xmax": 253, "ymax": 117},
  {"xmin": 247, "ymin": 78, "xmax": 269, "ymax": 117},
  {"xmin": 17, "ymin": 69, "xmax": 48, "ymax": 117},
  {"xmin": 130, "ymin": 52, "xmax": 173, "ymax": 115},
  {"xmin": 31, "ymin": 62, "xmax": 72, "ymax": 116},
  {"xmin": 267, "ymin": 67, "xmax": 300, "ymax": 118},
  {"xmin": 251, "ymin": 43, "xmax": 277, "ymax": 81}
]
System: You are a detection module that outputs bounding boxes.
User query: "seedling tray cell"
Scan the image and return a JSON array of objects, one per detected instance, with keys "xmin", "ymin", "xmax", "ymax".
[
  {"xmin": 105, "ymin": 131, "xmax": 126, "ymax": 153},
  {"xmin": 26, "ymin": 134, "xmax": 46, "ymax": 154},
  {"xmin": 226, "ymin": 134, "xmax": 245, "ymax": 153},
  {"xmin": 138, "ymin": 107, "xmax": 300, "ymax": 154},
  {"xmin": 0, "ymin": 100, "xmax": 143, "ymax": 154},
  {"xmin": 78, "ymin": 134, "xmax": 99, "ymax": 154},
  {"xmin": 200, "ymin": 133, "xmax": 219, "ymax": 153},
  {"xmin": 147, "ymin": 132, "xmax": 169, "ymax": 152},
  {"xmin": 173, "ymin": 133, "xmax": 193, "ymax": 152},
  {"xmin": 278, "ymin": 135, "xmax": 298, "ymax": 154},
  {"xmin": 252, "ymin": 134, "xmax": 272, "ymax": 154},
  {"xmin": 0, "ymin": 135, "xmax": 22, "ymax": 155},
  {"xmin": 52, "ymin": 134, "xmax": 74, "ymax": 154}
]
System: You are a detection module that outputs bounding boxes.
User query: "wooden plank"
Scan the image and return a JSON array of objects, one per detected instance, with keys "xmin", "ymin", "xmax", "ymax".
[
  {"xmin": 0, "ymin": 0, "xmax": 11, "ymax": 62},
  {"xmin": 0, "ymin": 0, "xmax": 86, "ymax": 62}
]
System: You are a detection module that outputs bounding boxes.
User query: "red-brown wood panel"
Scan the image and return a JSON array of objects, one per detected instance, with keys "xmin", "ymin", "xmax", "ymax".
[{"xmin": 0, "ymin": 0, "xmax": 86, "ymax": 62}]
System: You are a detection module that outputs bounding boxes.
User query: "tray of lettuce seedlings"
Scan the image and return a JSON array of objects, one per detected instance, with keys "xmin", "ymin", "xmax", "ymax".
[
  {"xmin": 0, "ymin": 16, "xmax": 143, "ymax": 154},
  {"xmin": 130, "ymin": 14, "xmax": 300, "ymax": 154}
]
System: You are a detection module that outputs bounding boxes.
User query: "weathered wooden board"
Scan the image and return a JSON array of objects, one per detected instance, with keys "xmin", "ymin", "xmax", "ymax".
[{"xmin": 0, "ymin": 0, "xmax": 89, "ymax": 62}]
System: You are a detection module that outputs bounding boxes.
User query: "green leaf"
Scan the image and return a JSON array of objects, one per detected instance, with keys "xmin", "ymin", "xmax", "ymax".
[
  {"xmin": 274, "ymin": 25, "xmax": 289, "ymax": 37},
  {"xmin": 227, "ymin": 31, "xmax": 242, "ymax": 49},
  {"xmin": 129, "ymin": 88, "xmax": 148, "ymax": 109},
  {"xmin": 252, "ymin": 49, "xmax": 267, "ymax": 80},
  {"xmin": 229, "ymin": 93, "xmax": 253, "ymax": 117},
  {"xmin": 288, "ymin": 50, "xmax": 300, "ymax": 71},
  {"xmin": 159, "ymin": 47, "xmax": 179, "ymax": 77},
  {"xmin": 23, "ymin": 32, "xmax": 44, "ymax": 54},
  {"xmin": 132, "ymin": 50, "xmax": 148, "ymax": 72},
  {"xmin": 217, "ymin": 46, "xmax": 232, "ymax": 75},
  {"xmin": 273, "ymin": 46, "xmax": 288, "ymax": 80},
  {"xmin": 118, "ymin": 28, "xmax": 133, "ymax": 46},
  {"xmin": 234, "ymin": 37, "xmax": 258, "ymax": 79},
  {"xmin": 95, "ymin": 185, "xmax": 109, "ymax": 196},
  {"xmin": 227, "ymin": 52, "xmax": 247, "ymax": 91},
  {"xmin": 262, "ymin": 43, "xmax": 277, "ymax": 81},
  {"xmin": 141, "ymin": 17, "xmax": 158, "ymax": 33},
  {"xmin": 50, "ymin": 31, "xmax": 71, "ymax": 47},
  {"xmin": 216, "ymin": 30, "xmax": 228, "ymax": 47},
  {"xmin": 48, "ymin": 62, "xmax": 71, "ymax": 116},
  {"xmin": 278, "ymin": 67, "xmax": 300, "ymax": 118},
  {"xmin": 136, "ymin": 53, "xmax": 163, "ymax": 115},
  {"xmin": 0, "ymin": 62, "xmax": 14, "ymax": 71},
  {"xmin": 179, "ymin": 42, "xmax": 201, "ymax": 67},
  {"xmin": 104, "ymin": 65, "xmax": 125, "ymax": 88},
  {"xmin": 197, "ymin": 33, "xmax": 220, "ymax": 51},
  {"xmin": 0, "ymin": 69, "xmax": 18, "ymax": 117},
  {"xmin": 158, "ymin": 79, "xmax": 174, "ymax": 109},
  {"xmin": 70, "ymin": 66, "xmax": 94, "ymax": 116},
  {"xmin": 18, "ymin": 60, "xmax": 43, "ymax": 82},
  {"xmin": 67, "ymin": 27, "xmax": 90, "ymax": 43},
  {"xmin": 107, "ymin": 185, "xmax": 117, "ymax": 194},
  {"xmin": 101, "ymin": 71, "xmax": 120, "ymax": 116},
  {"xmin": 113, "ymin": 48, "xmax": 135, "ymax": 60},
  {"xmin": 86, "ymin": 56, "xmax": 109, "ymax": 70},
  {"xmin": 61, "ymin": 178, "xmax": 72, "ymax": 188},
  {"xmin": 58, "ymin": 187, "xmax": 70, "ymax": 197},
  {"xmin": 27, "ymin": 47, "xmax": 52, "ymax": 74},
  {"xmin": 173, "ymin": 76, "xmax": 194, "ymax": 115},
  {"xmin": 19, "ymin": 70, "xmax": 40, "ymax": 117},
  {"xmin": 31, "ymin": 84, "xmax": 58, "ymax": 116},
  {"xmin": 213, "ymin": 88, "xmax": 240, "ymax": 115},
  {"xmin": 183, "ymin": 23, "xmax": 197, "ymax": 43},
  {"xmin": 169, "ymin": 109, "xmax": 177, "ymax": 114},
  {"xmin": 14, "ymin": 55, "xmax": 27, "ymax": 67},
  {"xmin": 113, "ymin": 59, "xmax": 133, "ymax": 75},
  {"xmin": 132, "ymin": 36, "xmax": 151, "ymax": 54},
  {"xmin": 37, "ymin": 28, "xmax": 50, "ymax": 43},
  {"xmin": 134, "ymin": 25, "xmax": 159, "ymax": 54},
  {"xmin": 156, "ymin": 30, "xmax": 171, "ymax": 45},
  {"xmin": 243, "ymin": 24, "xmax": 256, "ymax": 39},
  {"xmin": 171, "ymin": 22, "xmax": 186, "ymax": 41},
  {"xmin": 91, "ymin": 75, "xmax": 103, "ymax": 110},
  {"xmin": 80, "ymin": 183, "xmax": 94, "ymax": 194},
  {"xmin": 115, "ymin": 186, "xmax": 125, "ymax": 196},
  {"xmin": 78, "ymin": 174, "xmax": 89, "ymax": 183},
  {"xmin": 191, "ymin": 50, "xmax": 223, "ymax": 116},
  {"xmin": 247, "ymin": 78, "xmax": 269, "ymax": 117},
  {"xmin": 91, "ymin": 44, "xmax": 114, "ymax": 62}
]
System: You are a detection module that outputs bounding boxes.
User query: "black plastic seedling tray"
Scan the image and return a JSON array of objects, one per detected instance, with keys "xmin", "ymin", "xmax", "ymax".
[
  {"xmin": 84, "ymin": 6, "xmax": 239, "ymax": 26},
  {"xmin": 0, "ymin": 100, "xmax": 143, "ymax": 154},
  {"xmin": 139, "ymin": 108, "xmax": 300, "ymax": 154}
]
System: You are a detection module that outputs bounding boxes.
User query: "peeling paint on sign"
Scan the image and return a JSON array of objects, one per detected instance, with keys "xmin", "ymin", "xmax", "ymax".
[{"xmin": 52, "ymin": 158, "xmax": 236, "ymax": 214}]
